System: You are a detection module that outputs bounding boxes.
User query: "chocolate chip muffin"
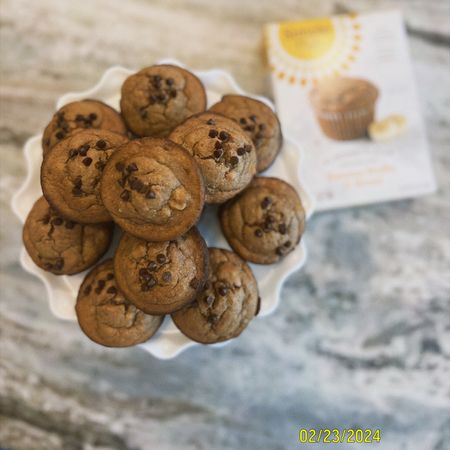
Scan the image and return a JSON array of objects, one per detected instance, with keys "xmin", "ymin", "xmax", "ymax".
[
  {"xmin": 100, "ymin": 138, "xmax": 205, "ymax": 241},
  {"xmin": 210, "ymin": 95, "xmax": 282, "ymax": 172},
  {"xmin": 41, "ymin": 129, "xmax": 128, "ymax": 224},
  {"xmin": 171, "ymin": 248, "xmax": 259, "ymax": 344},
  {"xmin": 22, "ymin": 196, "xmax": 113, "ymax": 275},
  {"xmin": 114, "ymin": 228, "xmax": 208, "ymax": 315},
  {"xmin": 169, "ymin": 112, "xmax": 257, "ymax": 204},
  {"xmin": 76, "ymin": 259, "xmax": 163, "ymax": 347},
  {"xmin": 42, "ymin": 100, "xmax": 127, "ymax": 156},
  {"xmin": 120, "ymin": 65, "xmax": 206, "ymax": 137},
  {"xmin": 220, "ymin": 177, "xmax": 305, "ymax": 264}
]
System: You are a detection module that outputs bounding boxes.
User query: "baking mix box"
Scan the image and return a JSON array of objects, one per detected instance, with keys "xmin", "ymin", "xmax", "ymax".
[{"xmin": 264, "ymin": 10, "xmax": 436, "ymax": 210}]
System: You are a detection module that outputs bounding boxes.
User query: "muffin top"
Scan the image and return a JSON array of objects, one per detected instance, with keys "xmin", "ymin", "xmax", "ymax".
[
  {"xmin": 209, "ymin": 95, "xmax": 282, "ymax": 173},
  {"xmin": 310, "ymin": 77, "xmax": 378, "ymax": 112},
  {"xmin": 41, "ymin": 129, "xmax": 128, "ymax": 223},
  {"xmin": 76, "ymin": 259, "xmax": 163, "ymax": 347},
  {"xmin": 113, "ymin": 227, "xmax": 208, "ymax": 315},
  {"xmin": 220, "ymin": 177, "xmax": 306, "ymax": 264},
  {"xmin": 42, "ymin": 100, "xmax": 127, "ymax": 156},
  {"xmin": 169, "ymin": 112, "xmax": 257, "ymax": 204},
  {"xmin": 23, "ymin": 196, "xmax": 113, "ymax": 275},
  {"xmin": 120, "ymin": 64, "xmax": 206, "ymax": 137},
  {"xmin": 171, "ymin": 248, "xmax": 259, "ymax": 344},
  {"xmin": 100, "ymin": 138, "xmax": 204, "ymax": 241}
]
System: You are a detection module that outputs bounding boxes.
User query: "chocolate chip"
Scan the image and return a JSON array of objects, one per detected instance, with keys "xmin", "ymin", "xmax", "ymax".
[
  {"xmin": 44, "ymin": 262, "xmax": 53, "ymax": 270},
  {"xmin": 208, "ymin": 314, "xmax": 218, "ymax": 323},
  {"xmin": 140, "ymin": 110, "xmax": 148, "ymax": 118},
  {"xmin": 239, "ymin": 117, "xmax": 247, "ymax": 125},
  {"xmin": 230, "ymin": 156, "xmax": 239, "ymax": 166},
  {"xmin": 95, "ymin": 161, "xmax": 105, "ymax": 171},
  {"xmin": 118, "ymin": 178, "xmax": 126, "ymax": 188},
  {"xmin": 139, "ymin": 268, "xmax": 150, "ymax": 279},
  {"xmin": 80, "ymin": 143, "xmax": 90, "ymax": 153},
  {"xmin": 72, "ymin": 187, "xmax": 83, "ymax": 196},
  {"xmin": 189, "ymin": 278, "xmax": 199, "ymax": 289},
  {"xmin": 214, "ymin": 141, "xmax": 223, "ymax": 150},
  {"xmin": 135, "ymin": 179, "xmax": 144, "ymax": 191},
  {"xmin": 107, "ymin": 286, "xmax": 117, "ymax": 294},
  {"xmin": 218, "ymin": 286, "xmax": 228, "ymax": 296},
  {"xmin": 254, "ymin": 228, "xmax": 263, "ymax": 237},
  {"xmin": 218, "ymin": 131, "xmax": 229, "ymax": 141},
  {"xmin": 120, "ymin": 190, "xmax": 131, "ymax": 201},
  {"xmin": 74, "ymin": 177, "xmax": 82, "ymax": 188},
  {"xmin": 65, "ymin": 220, "xmax": 75, "ymax": 229},
  {"xmin": 259, "ymin": 123, "xmax": 266, "ymax": 130},
  {"xmin": 96, "ymin": 140, "xmax": 106, "ymax": 149},
  {"xmin": 265, "ymin": 215, "xmax": 274, "ymax": 224},
  {"xmin": 53, "ymin": 258, "xmax": 64, "ymax": 270},
  {"xmin": 206, "ymin": 119, "xmax": 215, "ymax": 125},
  {"xmin": 255, "ymin": 296, "xmax": 261, "ymax": 316},
  {"xmin": 237, "ymin": 147, "xmax": 246, "ymax": 156},
  {"xmin": 42, "ymin": 215, "xmax": 50, "ymax": 224},
  {"xmin": 244, "ymin": 144, "xmax": 252, "ymax": 153},
  {"xmin": 208, "ymin": 129, "xmax": 218, "ymax": 138},
  {"xmin": 204, "ymin": 281, "xmax": 211, "ymax": 291},
  {"xmin": 154, "ymin": 75, "xmax": 161, "ymax": 82},
  {"xmin": 213, "ymin": 149, "xmax": 223, "ymax": 159},
  {"xmin": 156, "ymin": 254, "xmax": 166, "ymax": 264},
  {"xmin": 127, "ymin": 163, "xmax": 138, "ymax": 172},
  {"xmin": 146, "ymin": 190, "xmax": 156, "ymax": 199},
  {"xmin": 94, "ymin": 287, "xmax": 102, "ymax": 294},
  {"xmin": 115, "ymin": 162, "xmax": 125, "ymax": 172},
  {"xmin": 129, "ymin": 177, "xmax": 141, "ymax": 191},
  {"xmin": 261, "ymin": 197, "xmax": 272, "ymax": 209},
  {"xmin": 75, "ymin": 114, "xmax": 84, "ymax": 121},
  {"xmin": 98, "ymin": 280, "xmax": 105, "ymax": 289},
  {"xmin": 84, "ymin": 285, "xmax": 92, "ymax": 295},
  {"xmin": 162, "ymin": 271, "xmax": 172, "ymax": 282},
  {"xmin": 55, "ymin": 131, "xmax": 65, "ymax": 140},
  {"xmin": 89, "ymin": 113, "xmax": 97, "ymax": 121},
  {"xmin": 106, "ymin": 273, "xmax": 114, "ymax": 280},
  {"xmin": 278, "ymin": 223, "xmax": 287, "ymax": 234},
  {"xmin": 250, "ymin": 114, "xmax": 257, "ymax": 122},
  {"xmin": 276, "ymin": 246, "xmax": 285, "ymax": 256},
  {"xmin": 149, "ymin": 95, "xmax": 157, "ymax": 104},
  {"xmin": 147, "ymin": 261, "xmax": 157, "ymax": 271},
  {"xmin": 205, "ymin": 295, "xmax": 214, "ymax": 306},
  {"xmin": 166, "ymin": 78, "xmax": 174, "ymax": 86},
  {"xmin": 69, "ymin": 149, "xmax": 78, "ymax": 158},
  {"xmin": 141, "ymin": 284, "xmax": 150, "ymax": 292},
  {"xmin": 255, "ymin": 132, "xmax": 263, "ymax": 140},
  {"xmin": 244, "ymin": 124, "xmax": 255, "ymax": 132},
  {"xmin": 157, "ymin": 93, "xmax": 166, "ymax": 102},
  {"xmin": 284, "ymin": 240, "xmax": 292, "ymax": 248},
  {"xmin": 82, "ymin": 157, "xmax": 92, "ymax": 166},
  {"xmin": 146, "ymin": 276, "xmax": 156, "ymax": 288}
]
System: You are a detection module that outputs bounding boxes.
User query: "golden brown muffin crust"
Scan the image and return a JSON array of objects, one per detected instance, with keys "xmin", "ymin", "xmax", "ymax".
[
  {"xmin": 171, "ymin": 248, "xmax": 258, "ymax": 344},
  {"xmin": 76, "ymin": 259, "xmax": 164, "ymax": 347}
]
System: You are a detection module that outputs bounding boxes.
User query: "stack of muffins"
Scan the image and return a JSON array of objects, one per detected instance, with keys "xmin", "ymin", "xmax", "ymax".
[{"xmin": 23, "ymin": 65, "xmax": 306, "ymax": 348}]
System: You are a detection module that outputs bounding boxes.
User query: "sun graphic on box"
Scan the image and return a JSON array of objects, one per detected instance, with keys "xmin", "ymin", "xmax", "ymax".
[{"xmin": 265, "ymin": 14, "xmax": 361, "ymax": 87}]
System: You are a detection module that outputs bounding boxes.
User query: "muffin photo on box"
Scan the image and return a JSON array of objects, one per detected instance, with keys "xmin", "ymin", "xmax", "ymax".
[{"xmin": 309, "ymin": 77, "xmax": 379, "ymax": 141}]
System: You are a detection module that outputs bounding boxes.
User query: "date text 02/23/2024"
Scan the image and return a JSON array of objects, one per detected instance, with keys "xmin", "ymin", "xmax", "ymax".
[{"xmin": 299, "ymin": 428, "xmax": 381, "ymax": 444}]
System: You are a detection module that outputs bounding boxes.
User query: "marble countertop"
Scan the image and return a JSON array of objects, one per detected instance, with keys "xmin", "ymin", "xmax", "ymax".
[{"xmin": 1, "ymin": 0, "xmax": 449, "ymax": 449}]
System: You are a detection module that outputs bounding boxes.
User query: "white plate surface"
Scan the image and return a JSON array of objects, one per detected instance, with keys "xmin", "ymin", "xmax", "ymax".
[{"xmin": 11, "ymin": 59, "xmax": 315, "ymax": 359}]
